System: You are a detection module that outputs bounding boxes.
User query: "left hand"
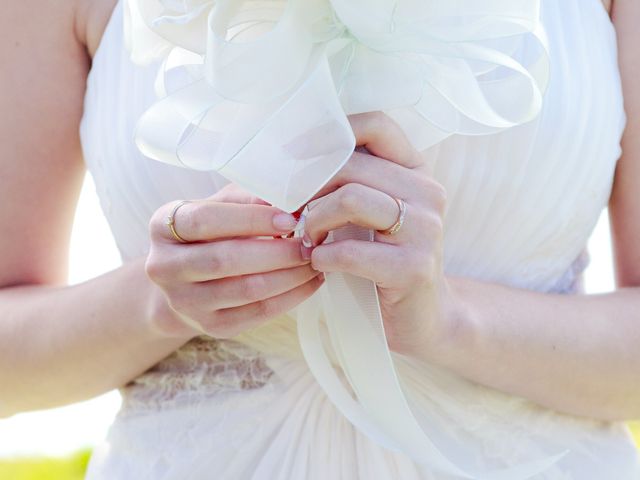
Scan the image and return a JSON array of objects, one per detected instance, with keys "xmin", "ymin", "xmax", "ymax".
[{"xmin": 302, "ymin": 112, "xmax": 463, "ymax": 359}]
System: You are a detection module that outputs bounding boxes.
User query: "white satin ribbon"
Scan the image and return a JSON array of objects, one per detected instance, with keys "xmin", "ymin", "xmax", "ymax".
[{"xmin": 125, "ymin": 0, "xmax": 564, "ymax": 477}]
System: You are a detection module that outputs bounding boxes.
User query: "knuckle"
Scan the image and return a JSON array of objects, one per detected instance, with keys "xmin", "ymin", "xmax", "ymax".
[
  {"xmin": 338, "ymin": 184, "xmax": 365, "ymax": 216},
  {"xmin": 207, "ymin": 246, "xmax": 228, "ymax": 277},
  {"xmin": 334, "ymin": 241, "xmax": 360, "ymax": 268},
  {"xmin": 412, "ymin": 170, "xmax": 432, "ymax": 191},
  {"xmin": 261, "ymin": 297, "xmax": 281, "ymax": 319},
  {"xmin": 239, "ymin": 274, "xmax": 267, "ymax": 302},
  {"xmin": 414, "ymin": 176, "xmax": 448, "ymax": 212},
  {"xmin": 149, "ymin": 208, "xmax": 169, "ymax": 240},
  {"xmin": 429, "ymin": 181, "xmax": 448, "ymax": 212},
  {"xmin": 414, "ymin": 209, "xmax": 444, "ymax": 237},
  {"xmin": 145, "ymin": 254, "xmax": 170, "ymax": 284},
  {"xmin": 253, "ymin": 298, "xmax": 276, "ymax": 322}
]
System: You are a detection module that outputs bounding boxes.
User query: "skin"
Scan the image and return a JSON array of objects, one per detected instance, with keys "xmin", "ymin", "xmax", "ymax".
[{"xmin": 1, "ymin": 0, "xmax": 637, "ymax": 426}]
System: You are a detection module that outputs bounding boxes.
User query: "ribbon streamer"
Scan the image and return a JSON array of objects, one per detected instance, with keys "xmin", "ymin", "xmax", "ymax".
[{"xmin": 125, "ymin": 0, "xmax": 562, "ymax": 477}]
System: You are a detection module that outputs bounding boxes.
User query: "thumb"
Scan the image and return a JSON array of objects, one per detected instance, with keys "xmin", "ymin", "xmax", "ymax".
[{"xmin": 211, "ymin": 183, "xmax": 271, "ymax": 205}]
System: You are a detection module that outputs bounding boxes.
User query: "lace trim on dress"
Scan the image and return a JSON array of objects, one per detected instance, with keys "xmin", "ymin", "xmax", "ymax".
[
  {"xmin": 119, "ymin": 337, "xmax": 274, "ymax": 415},
  {"xmin": 118, "ymin": 249, "xmax": 589, "ymax": 418}
]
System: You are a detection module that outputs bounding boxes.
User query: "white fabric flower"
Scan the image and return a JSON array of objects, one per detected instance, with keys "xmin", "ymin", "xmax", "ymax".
[
  {"xmin": 123, "ymin": 2, "xmax": 562, "ymax": 478},
  {"xmin": 125, "ymin": 0, "xmax": 549, "ymax": 211}
]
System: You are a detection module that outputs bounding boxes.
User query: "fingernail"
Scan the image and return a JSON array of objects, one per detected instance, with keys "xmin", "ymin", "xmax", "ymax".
[
  {"xmin": 301, "ymin": 234, "xmax": 314, "ymax": 260},
  {"xmin": 272, "ymin": 213, "xmax": 297, "ymax": 231},
  {"xmin": 302, "ymin": 233, "xmax": 314, "ymax": 248}
]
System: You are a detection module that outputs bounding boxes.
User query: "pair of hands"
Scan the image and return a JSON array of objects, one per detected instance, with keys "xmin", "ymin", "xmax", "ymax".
[{"xmin": 145, "ymin": 112, "xmax": 460, "ymax": 359}]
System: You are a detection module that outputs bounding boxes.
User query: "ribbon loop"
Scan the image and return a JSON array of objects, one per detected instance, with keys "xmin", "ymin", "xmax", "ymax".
[{"xmin": 125, "ymin": 0, "xmax": 562, "ymax": 477}]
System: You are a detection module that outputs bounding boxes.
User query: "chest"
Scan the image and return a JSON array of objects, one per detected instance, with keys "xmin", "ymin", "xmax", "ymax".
[
  {"xmin": 85, "ymin": 0, "xmax": 614, "ymax": 62},
  {"xmin": 81, "ymin": 0, "xmax": 624, "ymax": 293},
  {"xmin": 423, "ymin": 0, "xmax": 624, "ymax": 289}
]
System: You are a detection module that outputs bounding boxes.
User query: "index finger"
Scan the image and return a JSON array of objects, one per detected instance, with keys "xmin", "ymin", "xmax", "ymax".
[
  {"xmin": 303, "ymin": 113, "xmax": 434, "ymax": 203},
  {"xmin": 349, "ymin": 112, "xmax": 425, "ymax": 169},
  {"xmin": 152, "ymin": 200, "xmax": 299, "ymax": 243}
]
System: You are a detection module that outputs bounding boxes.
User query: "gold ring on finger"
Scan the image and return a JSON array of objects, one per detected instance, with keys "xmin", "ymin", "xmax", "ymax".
[
  {"xmin": 377, "ymin": 197, "xmax": 407, "ymax": 236},
  {"xmin": 166, "ymin": 200, "xmax": 192, "ymax": 243}
]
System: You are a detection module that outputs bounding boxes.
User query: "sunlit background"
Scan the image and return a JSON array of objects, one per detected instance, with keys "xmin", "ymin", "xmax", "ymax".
[{"xmin": 0, "ymin": 172, "xmax": 631, "ymax": 461}]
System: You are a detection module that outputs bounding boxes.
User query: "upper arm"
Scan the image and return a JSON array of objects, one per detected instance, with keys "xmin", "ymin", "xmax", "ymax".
[
  {"xmin": 609, "ymin": 0, "xmax": 640, "ymax": 288},
  {"xmin": 0, "ymin": 0, "xmax": 89, "ymax": 287}
]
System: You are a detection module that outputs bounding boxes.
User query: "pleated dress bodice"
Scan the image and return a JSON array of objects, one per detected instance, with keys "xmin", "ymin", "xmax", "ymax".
[
  {"xmin": 80, "ymin": 0, "xmax": 625, "ymax": 296},
  {"xmin": 81, "ymin": 2, "xmax": 640, "ymax": 479}
]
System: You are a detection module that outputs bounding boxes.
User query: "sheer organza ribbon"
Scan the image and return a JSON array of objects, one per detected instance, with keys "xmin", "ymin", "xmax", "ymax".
[{"xmin": 125, "ymin": 0, "xmax": 565, "ymax": 477}]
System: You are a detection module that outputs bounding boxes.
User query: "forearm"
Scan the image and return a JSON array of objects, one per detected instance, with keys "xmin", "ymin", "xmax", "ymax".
[
  {"xmin": 0, "ymin": 257, "xmax": 191, "ymax": 417},
  {"xmin": 427, "ymin": 277, "xmax": 640, "ymax": 421}
]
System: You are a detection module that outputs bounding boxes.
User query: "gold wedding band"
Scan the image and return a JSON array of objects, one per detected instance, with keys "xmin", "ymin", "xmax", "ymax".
[
  {"xmin": 166, "ymin": 200, "xmax": 192, "ymax": 243},
  {"xmin": 377, "ymin": 197, "xmax": 407, "ymax": 236}
]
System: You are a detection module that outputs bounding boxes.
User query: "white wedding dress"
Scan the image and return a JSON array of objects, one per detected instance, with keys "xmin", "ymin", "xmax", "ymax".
[{"xmin": 82, "ymin": 0, "xmax": 640, "ymax": 478}]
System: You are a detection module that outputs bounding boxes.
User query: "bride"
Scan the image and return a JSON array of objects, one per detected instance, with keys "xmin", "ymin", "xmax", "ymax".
[{"xmin": 1, "ymin": 0, "xmax": 639, "ymax": 478}]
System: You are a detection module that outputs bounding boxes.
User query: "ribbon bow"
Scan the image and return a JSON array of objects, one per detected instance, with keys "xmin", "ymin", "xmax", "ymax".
[{"xmin": 126, "ymin": 0, "xmax": 563, "ymax": 477}]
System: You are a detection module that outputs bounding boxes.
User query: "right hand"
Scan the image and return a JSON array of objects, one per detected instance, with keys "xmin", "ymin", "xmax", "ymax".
[{"xmin": 144, "ymin": 185, "xmax": 324, "ymax": 339}]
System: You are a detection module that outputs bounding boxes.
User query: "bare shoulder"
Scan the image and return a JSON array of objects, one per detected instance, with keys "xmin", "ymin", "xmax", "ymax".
[
  {"xmin": 0, "ymin": 0, "xmax": 95, "ymax": 286},
  {"xmin": 76, "ymin": 0, "xmax": 119, "ymax": 58},
  {"xmin": 609, "ymin": 0, "xmax": 640, "ymax": 288}
]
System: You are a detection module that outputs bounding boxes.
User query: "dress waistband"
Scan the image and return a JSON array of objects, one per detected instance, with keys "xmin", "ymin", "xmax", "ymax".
[{"xmin": 119, "ymin": 248, "xmax": 591, "ymax": 415}]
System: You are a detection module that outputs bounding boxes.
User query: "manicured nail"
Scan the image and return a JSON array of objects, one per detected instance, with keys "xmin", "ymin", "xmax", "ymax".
[
  {"xmin": 301, "ymin": 234, "xmax": 314, "ymax": 260},
  {"xmin": 272, "ymin": 213, "xmax": 297, "ymax": 231},
  {"xmin": 302, "ymin": 233, "xmax": 314, "ymax": 248}
]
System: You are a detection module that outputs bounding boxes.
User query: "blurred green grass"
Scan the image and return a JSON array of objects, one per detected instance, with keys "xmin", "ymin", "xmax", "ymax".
[
  {"xmin": 0, "ymin": 449, "xmax": 90, "ymax": 480},
  {"xmin": 0, "ymin": 426, "xmax": 638, "ymax": 479}
]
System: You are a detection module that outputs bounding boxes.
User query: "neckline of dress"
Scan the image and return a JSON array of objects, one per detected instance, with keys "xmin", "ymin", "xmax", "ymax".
[
  {"xmin": 90, "ymin": 0, "xmax": 616, "ymax": 68},
  {"xmin": 90, "ymin": 0, "xmax": 122, "ymax": 66}
]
